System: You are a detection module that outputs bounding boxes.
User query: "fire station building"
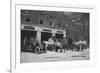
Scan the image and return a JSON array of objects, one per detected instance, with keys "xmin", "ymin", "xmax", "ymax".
[{"xmin": 21, "ymin": 10, "xmax": 66, "ymax": 43}]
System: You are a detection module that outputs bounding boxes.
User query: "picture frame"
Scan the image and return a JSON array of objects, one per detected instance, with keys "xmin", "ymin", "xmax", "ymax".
[{"xmin": 11, "ymin": 0, "xmax": 96, "ymax": 73}]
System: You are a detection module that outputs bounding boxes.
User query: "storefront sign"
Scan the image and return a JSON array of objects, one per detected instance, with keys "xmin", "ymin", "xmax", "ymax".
[
  {"xmin": 43, "ymin": 29, "xmax": 51, "ymax": 32},
  {"xmin": 57, "ymin": 31, "xmax": 63, "ymax": 34},
  {"xmin": 24, "ymin": 26, "xmax": 35, "ymax": 30}
]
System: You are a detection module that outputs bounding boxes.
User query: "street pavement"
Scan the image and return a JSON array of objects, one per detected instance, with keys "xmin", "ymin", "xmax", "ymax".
[{"xmin": 20, "ymin": 49, "xmax": 89, "ymax": 63}]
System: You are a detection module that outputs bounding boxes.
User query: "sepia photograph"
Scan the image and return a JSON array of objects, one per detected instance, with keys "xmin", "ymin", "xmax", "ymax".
[{"xmin": 20, "ymin": 9, "xmax": 90, "ymax": 63}]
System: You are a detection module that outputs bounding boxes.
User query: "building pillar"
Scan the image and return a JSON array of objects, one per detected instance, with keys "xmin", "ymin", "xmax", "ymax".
[
  {"xmin": 52, "ymin": 32, "xmax": 55, "ymax": 37},
  {"xmin": 37, "ymin": 31, "xmax": 41, "ymax": 43},
  {"xmin": 63, "ymin": 33, "xmax": 66, "ymax": 38}
]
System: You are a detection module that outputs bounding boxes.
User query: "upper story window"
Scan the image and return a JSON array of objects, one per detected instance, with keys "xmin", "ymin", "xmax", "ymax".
[
  {"xmin": 25, "ymin": 15, "xmax": 31, "ymax": 23},
  {"xmin": 40, "ymin": 19, "xmax": 43, "ymax": 24}
]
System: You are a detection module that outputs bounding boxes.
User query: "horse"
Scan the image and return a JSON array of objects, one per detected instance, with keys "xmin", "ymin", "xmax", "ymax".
[
  {"xmin": 61, "ymin": 39, "xmax": 70, "ymax": 51},
  {"xmin": 72, "ymin": 40, "xmax": 87, "ymax": 51},
  {"xmin": 43, "ymin": 39, "xmax": 55, "ymax": 51},
  {"xmin": 54, "ymin": 40, "xmax": 64, "ymax": 53}
]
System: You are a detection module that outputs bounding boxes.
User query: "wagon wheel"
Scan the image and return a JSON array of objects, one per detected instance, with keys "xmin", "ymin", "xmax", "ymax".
[{"xmin": 35, "ymin": 47, "xmax": 40, "ymax": 54}]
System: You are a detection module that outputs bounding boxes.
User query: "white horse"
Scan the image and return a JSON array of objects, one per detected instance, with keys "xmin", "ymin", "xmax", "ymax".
[
  {"xmin": 73, "ymin": 40, "xmax": 87, "ymax": 51},
  {"xmin": 43, "ymin": 39, "xmax": 55, "ymax": 47},
  {"xmin": 43, "ymin": 39, "xmax": 63, "ymax": 52},
  {"xmin": 73, "ymin": 40, "xmax": 87, "ymax": 45}
]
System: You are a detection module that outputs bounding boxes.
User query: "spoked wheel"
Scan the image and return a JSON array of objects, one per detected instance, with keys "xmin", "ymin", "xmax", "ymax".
[{"xmin": 35, "ymin": 47, "xmax": 40, "ymax": 54}]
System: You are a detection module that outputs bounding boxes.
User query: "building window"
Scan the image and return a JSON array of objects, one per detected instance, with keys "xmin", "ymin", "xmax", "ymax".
[
  {"xmin": 25, "ymin": 15, "xmax": 31, "ymax": 23},
  {"xmin": 50, "ymin": 21, "xmax": 52, "ymax": 26},
  {"xmin": 40, "ymin": 19, "xmax": 43, "ymax": 24}
]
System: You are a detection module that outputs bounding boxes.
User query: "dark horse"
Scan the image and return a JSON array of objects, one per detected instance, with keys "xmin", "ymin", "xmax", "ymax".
[
  {"xmin": 55, "ymin": 39, "xmax": 67, "ymax": 53},
  {"xmin": 56, "ymin": 38, "xmax": 77, "ymax": 52}
]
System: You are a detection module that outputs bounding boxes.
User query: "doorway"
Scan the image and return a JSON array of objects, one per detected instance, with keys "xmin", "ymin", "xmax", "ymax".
[
  {"xmin": 56, "ymin": 33, "xmax": 64, "ymax": 39},
  {"xmin": 41, "ymin": 32, "xmax": 52, "ymax": 43},
  {"xmin": 21, "ymin": 30, "xmax": 37, "ymax": 51}
]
